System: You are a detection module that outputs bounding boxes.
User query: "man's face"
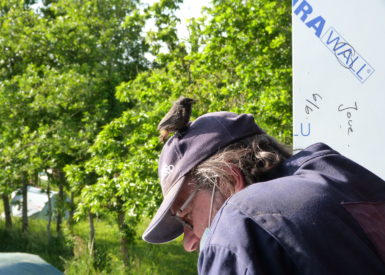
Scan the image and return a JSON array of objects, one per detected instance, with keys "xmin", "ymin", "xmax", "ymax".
[
  {"xmin": 170, "ymin": 168, "xmax": 246, "ymax": 252},
  {"xmin": 170, "ymin": 181, "xmax": 226, "ymax": 252}
]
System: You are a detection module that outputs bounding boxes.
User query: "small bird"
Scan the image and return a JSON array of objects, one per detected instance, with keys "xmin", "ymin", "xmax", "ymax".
[{"xmin": 157, "ymin": 96, "xmax": 195, "ymax": 142}]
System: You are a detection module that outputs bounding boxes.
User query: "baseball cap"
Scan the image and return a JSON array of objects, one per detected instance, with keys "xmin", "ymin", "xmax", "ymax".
[{"xmin": 142, "ymin": 111, "xmax": 265, "ymax": 243}]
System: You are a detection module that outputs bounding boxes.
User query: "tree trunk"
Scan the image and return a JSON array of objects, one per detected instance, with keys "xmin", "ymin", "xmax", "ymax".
[
  {"xmin": 2, "ymin": 193, "xmax": 12, "ymax": 229},
  {"xmin": 68, "ymin": 191, "xmax": 75, "ymax": 228},
  {"xmin": 46, "ymin": 179, "xmax": 52, "ymax": 242},
  {"xmin": 56, "ymin": 182, "xmax": 63, "ymax": 233},
  {"xmin": 88, "ymin": 211, "xmax": 95, "ymax": 256},
  {"xmin": 117, "ymin": 205, "xmax": 130, "ymax": 268},
  {"xmin": 54, "ymin": 168, "xmax": 66, "ymax": 233},
  {"xmin": 21, "ymin": 174, "xmax": 28, "ymax": 232}
]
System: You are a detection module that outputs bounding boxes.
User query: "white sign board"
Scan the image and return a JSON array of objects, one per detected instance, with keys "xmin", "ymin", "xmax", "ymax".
[{"xmin": 292, "ymin": 0, "xmax": 385, "ymax": 179}]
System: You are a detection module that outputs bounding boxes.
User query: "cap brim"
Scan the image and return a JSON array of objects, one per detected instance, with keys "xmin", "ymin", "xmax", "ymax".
[{"xmin": 142, "ymin": 177, "xmax": 185, "ymax": 243}]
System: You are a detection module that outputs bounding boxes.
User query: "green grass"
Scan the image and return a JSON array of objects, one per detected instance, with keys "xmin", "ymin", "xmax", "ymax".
[
  {"xmin": 0, "ymin": 219, "xmax": 73, "ymax": 270},
  {"xmin": 129, "ymin": 240, "xmax": 198, "ymax": 274},
  {"xmin": 66, "ymin": 218, "xmax": 198, "ymax": 274},
  {"xmin": 0, "ymin": 215, "xmax": 198, "ymax": 274}
]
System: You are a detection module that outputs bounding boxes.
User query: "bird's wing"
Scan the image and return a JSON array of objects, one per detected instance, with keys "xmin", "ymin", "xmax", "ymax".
[{"xmin": 157, "ymin": 109, "xmax": 178, "ymax": 130}]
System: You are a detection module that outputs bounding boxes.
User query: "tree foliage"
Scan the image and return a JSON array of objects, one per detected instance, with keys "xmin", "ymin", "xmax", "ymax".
[
  {"xmin": 86, "ymin": 0, "xmax": 292, "ymax": 218},
  {"xmin": 0, "ymin": 0, "xmax": 292, "ymax": 269}
]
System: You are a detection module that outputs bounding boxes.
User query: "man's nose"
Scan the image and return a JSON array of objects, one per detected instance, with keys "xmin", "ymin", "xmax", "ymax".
[{"xmin": 183, "ymin": 226, "xmax": 200, "ymax": 252}]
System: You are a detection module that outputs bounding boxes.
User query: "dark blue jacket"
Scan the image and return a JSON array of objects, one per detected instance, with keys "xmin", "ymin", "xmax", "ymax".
[{"xmin": 198, "ymin": 143, "xmax": 385, "ymax": 274}]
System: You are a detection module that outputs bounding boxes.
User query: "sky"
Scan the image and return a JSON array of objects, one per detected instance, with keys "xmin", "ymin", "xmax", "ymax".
[
  {"xmin": 30, "ymin": 0, "xmax": 209, "ymax": 58},
  {"xmin": 141, "ymin": 0, "xmax": 209, "ymax": 59},
  {"xmin": 142, "ymin": 0, "xmax": 209, "ymax": 40},
  {"xmin": 32, "ymin": 0, "xmax": 208, "ymax": 34},
  {"xmin": 173, "ymin": 0, "xmax": 208, "ymax": 39}
]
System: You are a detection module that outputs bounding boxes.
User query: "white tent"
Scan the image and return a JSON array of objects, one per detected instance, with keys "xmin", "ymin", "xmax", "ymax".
[{"xmin": 10, "ymin": 186, "xmax": 67, "ymax": 220}]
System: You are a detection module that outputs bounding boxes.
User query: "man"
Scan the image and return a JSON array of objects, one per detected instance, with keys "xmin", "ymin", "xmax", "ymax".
[{"xmin": 143, "ymin": 111, "xmax": 385, "ymax": 274}]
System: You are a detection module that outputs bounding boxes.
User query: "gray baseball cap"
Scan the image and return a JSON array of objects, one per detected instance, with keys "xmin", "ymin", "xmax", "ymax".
[{"xmin": 142, "ymin": 111, "xmax": 265, "ymax": 243}]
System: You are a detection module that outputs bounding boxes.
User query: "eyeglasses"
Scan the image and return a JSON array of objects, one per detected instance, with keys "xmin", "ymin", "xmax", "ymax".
[{"xmin": 172, "ymin": 188, "xmax": 200, "ymax": 231}]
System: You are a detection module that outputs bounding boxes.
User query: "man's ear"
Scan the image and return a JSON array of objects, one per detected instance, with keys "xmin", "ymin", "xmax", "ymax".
[{"xmin": 231, "ymin": 166, "xmax": 246, "ymax": 192}]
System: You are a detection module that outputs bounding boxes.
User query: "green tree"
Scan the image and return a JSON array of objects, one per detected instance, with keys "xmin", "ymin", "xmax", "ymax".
[
  {"xmin": 189, "ymin": 0, "xmax": 292, "ymax": 142},
  {"xmin": 72, "ymin": 0, "xmax": 185, "ymax": 268},
  {"xmin": 0, "ymin": 0, "xmax": 148, "ymax": 236},
  {"xmin": 1, "ymin": 0, "xmax": 292, "ymax": 270},
  {"xmin": 87, "ymin": 0, "xmax": 292, "ymax": 244}
]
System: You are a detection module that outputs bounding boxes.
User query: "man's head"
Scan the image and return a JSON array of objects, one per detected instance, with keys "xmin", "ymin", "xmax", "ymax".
[{"xmin": 142, "ymin": 111, "xmax": 290, "ymax": 250}]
